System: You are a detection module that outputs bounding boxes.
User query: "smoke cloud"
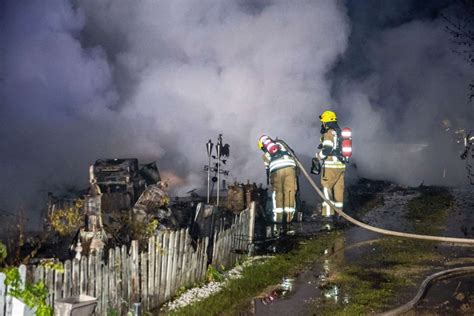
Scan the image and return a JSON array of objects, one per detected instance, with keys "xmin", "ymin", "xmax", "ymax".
[
  {"xmin": 333, "ymin": 0, "xmax": 473, "ymax": 186},
  {"xmin": 1, "ymin": 0, "xmax": 472, "ymax": 226}
]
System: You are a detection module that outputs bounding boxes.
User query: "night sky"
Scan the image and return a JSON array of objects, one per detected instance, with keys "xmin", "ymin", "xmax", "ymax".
[{"xmin": 1, "ymin": 0, "xmax": 472, "ymax": 226}]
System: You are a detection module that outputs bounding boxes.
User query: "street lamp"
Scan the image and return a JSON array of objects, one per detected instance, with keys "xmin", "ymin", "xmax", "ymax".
[
  {"xmin": 216, "ymin": 134, "xmax": 222, "ymax": 206},
  {"xmin": 204, "ymin": 134, "xmax": 230, "ymax": 207},
  {"xmin": 206, "ymin": 139, "xmax": 213, "ymax": 203}
]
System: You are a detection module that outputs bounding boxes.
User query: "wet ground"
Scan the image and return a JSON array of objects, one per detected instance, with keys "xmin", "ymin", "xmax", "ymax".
[
  {"xmin": 413, "ymin": 187, "xmax": 474, "ymax": 315},
  {"xmin": 249, "ymin": 185, "xmax": 474, "ymax": 315},
  {"xmin": 411, "ymin": 275, "xmax": 474, "ymax": 315}
]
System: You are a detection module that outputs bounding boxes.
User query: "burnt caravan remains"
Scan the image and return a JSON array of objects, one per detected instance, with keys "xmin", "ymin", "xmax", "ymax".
[
  {"xmin": 93, "ymin": 158, "xmax": 161, "ymax": 212},
  {"xmin": 46, "ymin": 158, "xmax": 165, "ymax": 255}
]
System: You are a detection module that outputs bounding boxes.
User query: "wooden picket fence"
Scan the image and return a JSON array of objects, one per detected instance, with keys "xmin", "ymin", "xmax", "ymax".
[{"xmin": 0, "ymin": 203, "xmax": 254, "ymax": 315}]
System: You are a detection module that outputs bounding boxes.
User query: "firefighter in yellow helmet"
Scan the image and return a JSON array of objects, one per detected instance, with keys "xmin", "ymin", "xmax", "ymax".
[
  {"xmin": 315, "ymin": 110, "xmax": 346, "ymax": 222},
  {"xmin": 258, "ymin": 135, "xmax": 297, "ymax": 235}
]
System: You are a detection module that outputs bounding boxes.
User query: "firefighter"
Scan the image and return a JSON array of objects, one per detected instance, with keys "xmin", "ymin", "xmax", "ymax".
[
  {"xmin": 315, "ymin": 110, "xmax": 346, "ymax": 220},
  {"xmin": 461, "ymin": 131, "xmax": 474, "ymax": 160},
  {"xmin": 258, "ymin": 135, "xmax": 297, "ymax": 234}
]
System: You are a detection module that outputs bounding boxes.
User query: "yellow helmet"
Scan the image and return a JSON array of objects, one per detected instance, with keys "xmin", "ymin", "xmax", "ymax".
[
  {"xmin": 319, "ymin": 110, "xmax": 337, "ymax": 123},
  {"xmin": 258, "ymin": 135, "xmax": 265, "ymax": 150}
]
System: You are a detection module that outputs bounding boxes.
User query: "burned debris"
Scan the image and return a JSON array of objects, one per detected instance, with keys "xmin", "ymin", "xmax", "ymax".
[
  {"xmin": 45, "ymin": 158, "xmax": 168, "ymax": 258},
  {"xmin": 42, "ymin": 157, "xmax": 270, "ymax": 261},
  {"xmin": 442, "ymin": 120, "xmax": 474, "ymax": 184}
]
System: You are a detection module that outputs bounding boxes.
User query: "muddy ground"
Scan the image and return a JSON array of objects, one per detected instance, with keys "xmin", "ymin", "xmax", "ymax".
[{"xmin": 248, "ymin": 184, "xmax": 474, "ymax": 315}]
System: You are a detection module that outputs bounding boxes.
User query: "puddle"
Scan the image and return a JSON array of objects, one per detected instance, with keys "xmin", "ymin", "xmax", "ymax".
[
  {"xmin": 259, "ymin": 277, "xmax": 295, "ymax": 305},
  {"xmin": 252, "ymin": 236, "xmax": 346, "ymax": 315},
  {"xmin": 252, "ymin": 220, "xmax": 337, "ymax": 255},
  {"xmin": 252, "ymin": 268, "xmax": 322, "ymax": 315}
]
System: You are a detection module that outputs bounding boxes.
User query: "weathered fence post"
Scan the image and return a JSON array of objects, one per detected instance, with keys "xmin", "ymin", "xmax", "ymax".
[
  {"xmin": 95, "ymin": 253, "xmax": 103, "ymax": 315},
  {"xmin": 170, "ymin": 230, "xmax": 180, "ymax": 296},
  {"xmin": 165, "ymin": 231, "xmax": 175, "ymax": 302},
  {"xmin": 176, "ymin": 229, "xmax": 186, "ymax": 291},
  {"xmin": 63, "ymin": 260, "xmax": 71, "ymax": 299},
  {"xmin": 87, "ymin": 254, "xmax": 95, "ymax": 298},
  {"xmin": 108, "ymin": 248, "xmax": 117, "ymax": 313},
  {"xmin": 121, "ymin": 244, "xmax": 128, "ymax": 308},
  {"xmin": 114, "ymin": 247, "xmax": 122, "ymax": 314},
  {"xmin": 72, "ymin": 259, "xmax": 80, "ymax": 297},
  {"xmin": 80, "ymin": 256, "xmax": 87, "ymax": 295},
  {"xmin": 130, "ymin": 240, "xmax": 139, "ymax": 308},
  {"xmin": 45, "ymin": 264, "xmax": 54, "ymax": 307},
  {"xmin": 155, "ymin": 233, "xmax": 163, "ymax": 306},
  {"xmin": 249, "ymin": 202, "xmax": 255, "ymax": 255},
  {"xmin": 0, "ymin": 272, "xmax": 5, "ymax": 316},
  {"xmin": 53, "ymin": 269, "xmax": 62, "ymax": 309},
  {"xmin": 140, "ymin": 251, "xmax": 148, "ymax": 311},
  {"xmin": 148, "ymin": 234, "xmax": 155, "ymax": 309},
  {"xmin": 102, "ymin": 259, "xmax": 109, "ymax": 314},
  {"xmin": 159, "ymin": 231, "xmax": 169, "ymax": 304}
]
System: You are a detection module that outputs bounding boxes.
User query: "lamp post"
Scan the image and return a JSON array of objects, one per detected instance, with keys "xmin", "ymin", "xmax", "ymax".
[
  {"xmin": 216, "ymin": 134, "xmax": 222, "ymax": 207},
  {"xmin": 204, "ymin": 134, "xmax": 229, "ymax": 206},
  {"xmin": 206, "ymin": 139, "xmax": 213, "ymax": 203}
]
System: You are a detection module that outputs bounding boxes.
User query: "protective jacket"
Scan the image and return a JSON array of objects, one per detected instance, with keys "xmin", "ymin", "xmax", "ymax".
[
  {"xmin": 261, "ymin": 141, "xmax": 297, "ymax": 224},
  {"xmin": 317, "ymin": 123, "xmax": 346, "ymax": 217},
  {"xmin": 318, "ymin": 128, "xmax": 346, "ymax": 170},
  {"xmin": 263, "ymin": 142, "xmax": 296, "ymax": 173}
]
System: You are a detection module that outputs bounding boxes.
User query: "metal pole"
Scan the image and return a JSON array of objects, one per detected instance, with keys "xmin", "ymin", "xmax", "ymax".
[
  {"xmin": 217, "ymin": 155, "xmax": 220, "ymax": 207},
  {"xmin": 207, "ymin": 154, "xmax": 211, "ymax": 203},
  {"xmin": 206, "ymin": 140, "xmax": 213, "ymax": 204},
  {"xmin": 217, "ymin": 134, "xmax": 222, "ymax": 207},
  {"xmin": 217, "ymin": 163, "xmax": 220, "ymax": 206}
]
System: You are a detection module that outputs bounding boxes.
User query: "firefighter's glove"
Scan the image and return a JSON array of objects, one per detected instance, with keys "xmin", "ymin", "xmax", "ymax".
[{"xmin": 311, "ymin": 157, "xmax": 321, "ymax": 175}]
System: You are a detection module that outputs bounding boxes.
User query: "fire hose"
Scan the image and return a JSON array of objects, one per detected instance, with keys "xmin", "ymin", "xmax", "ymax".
[
  {"xmin": 379, "ymin": 266, "xmax": 474, "ymax": 315},
  {"xmin": 299, "ymin": 156, "xmax": 474, "ymax": 243},
  {"xmin": 284, "ymin": 144, "xmax": 474, "ymax": 244},
  {"xmin": 276, "ymin": 140, "xmax": 474, "ymax": 314}
]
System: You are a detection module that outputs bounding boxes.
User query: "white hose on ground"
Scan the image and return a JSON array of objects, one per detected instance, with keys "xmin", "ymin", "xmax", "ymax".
[
  {"xmin": 379, "ymin": 266, "xmax": 474, "ymax": 316},
  {"xmin": 288, "ymin": 148, "xmax": 474, "ymax": 244}
]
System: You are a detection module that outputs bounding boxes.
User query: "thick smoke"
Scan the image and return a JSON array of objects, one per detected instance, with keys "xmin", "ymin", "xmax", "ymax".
[
  {"xmin": 1, "ymin": 0, "xmax": 349, "ymax": 224},
  {"xmin": 1, "ymin": 0, "xmax": 472, "ymax": 227},
  {"xmin": 332, "ymin": 0, "xmax": 473, "ymax": 186}
]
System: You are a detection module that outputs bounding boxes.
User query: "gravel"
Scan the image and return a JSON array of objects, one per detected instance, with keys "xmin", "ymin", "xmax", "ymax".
[{"xmin": 163, "ymin": 256, "xmax": 272, "ymax": 312}]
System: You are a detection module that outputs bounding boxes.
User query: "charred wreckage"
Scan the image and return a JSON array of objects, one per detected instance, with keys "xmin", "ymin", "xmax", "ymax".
[{"xmin": 44, "ymin": 158, "xmax": 268, "ymax": 260}]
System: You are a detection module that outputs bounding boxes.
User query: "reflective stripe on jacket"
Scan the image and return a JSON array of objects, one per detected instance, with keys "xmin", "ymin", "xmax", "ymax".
[
  {"xmin": 263, "ymin": 143, "xmax": 296, "ymax": 173},
  {"xmin": 318, "ymin": 129, "xmax": 345, "ymax": 169}
]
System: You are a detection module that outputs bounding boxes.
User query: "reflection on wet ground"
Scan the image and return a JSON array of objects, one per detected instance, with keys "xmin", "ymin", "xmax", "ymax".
[
  {"xmin": 254, "ymin": 188, "xmax": 418, "ymax": 315},
  {"xmin": 251, "ymin": 186, "xmax": 474, "ymax": 315},
  {"xmin": 253, "ymin": 235, "xmax": 346, "ymax": 316}
]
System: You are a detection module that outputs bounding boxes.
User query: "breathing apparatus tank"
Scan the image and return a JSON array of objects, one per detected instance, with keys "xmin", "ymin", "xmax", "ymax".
[
  {"xmin": 340, "ymin": 127, "xmax": 352, "ymax": 162},
  {"xmin": 259, "ymin": 135, "xmax": 280, "ymax": 155}
]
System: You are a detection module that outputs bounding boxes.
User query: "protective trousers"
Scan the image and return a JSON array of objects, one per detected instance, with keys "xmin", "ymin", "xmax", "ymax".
[
  {"xmin": 321, "ymin": 168, "xmax": 345, "ymax": 217},
  {"xmin": 270, "ymin": 167, "xmax": 297, "ymax": 223}
]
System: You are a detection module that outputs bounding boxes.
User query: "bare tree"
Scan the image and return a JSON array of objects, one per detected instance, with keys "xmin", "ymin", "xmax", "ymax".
[{"xmin": 443, "ymin": 0, "xmax": 474, "ymax": 100}]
